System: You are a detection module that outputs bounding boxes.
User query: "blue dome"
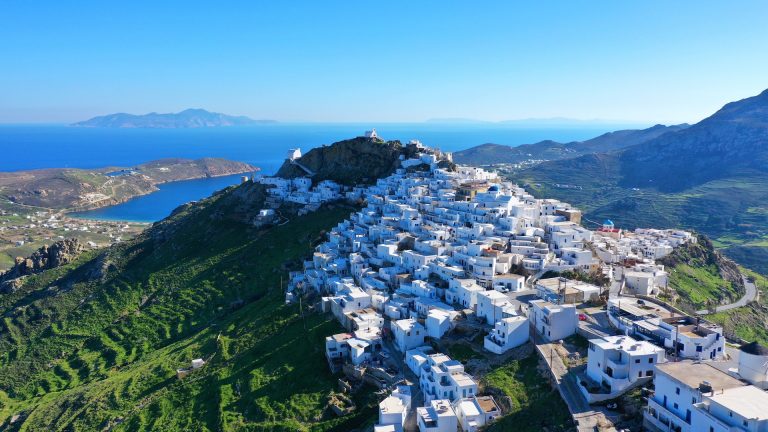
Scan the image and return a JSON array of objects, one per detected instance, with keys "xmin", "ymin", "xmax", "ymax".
[
  {"xmin": 488, "ymin": 185, "xmax": 499, "ymax": 192},
  {"xmin": 603, "ymin": 219, "xmax": 614, "ymax": 226}
]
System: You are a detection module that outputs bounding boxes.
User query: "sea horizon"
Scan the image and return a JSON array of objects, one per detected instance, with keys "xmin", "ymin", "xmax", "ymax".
[{"xmin": 0, "ymin": 122, "xmax": 649, "ymax": 173}]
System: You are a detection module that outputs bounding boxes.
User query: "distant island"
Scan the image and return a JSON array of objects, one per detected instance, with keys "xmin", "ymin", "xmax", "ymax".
[
  {"xmin": 72, "ymin": 108, "xmax": 276, "ymax": 128},
  {"xmin": 0, "ymin": 158, "xmax": 257, "ymax": 210}
]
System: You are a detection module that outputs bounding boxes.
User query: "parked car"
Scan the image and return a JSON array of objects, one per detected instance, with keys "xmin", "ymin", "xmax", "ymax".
[{"xmin": 578, "ymin": 313, "xmax": 588, "ymax": 321}]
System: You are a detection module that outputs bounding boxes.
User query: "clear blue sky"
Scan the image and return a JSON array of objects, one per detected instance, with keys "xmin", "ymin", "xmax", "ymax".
[{"xmin": 1, "ymin": 1, "xmax": 767, "ymax": 123}]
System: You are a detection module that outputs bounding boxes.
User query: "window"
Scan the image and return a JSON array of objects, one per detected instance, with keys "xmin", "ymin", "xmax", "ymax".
[
  {"xmin": 675, "ymin": 387, "xmax": 680, "ymax": 395},
  {"xmin": 674, "ymin": 403, "xmax": 678, "ymax": 409},
  {"xmin": 638, "ymin": 371, "xmax": 642, "ymax": 377},
  {"xmin": 692, "ymin": 397, "xmax": 696, "ymax": 404},
  {"xmin": 646, "ymin": 370, "xmax": 653, "ymax": 376},
  {"xmin": 635, "ymin": 359, "xmax": 640, "ymax": 364},
  {"xmin": 649, "ymin": 358, "xmax": 654, "ymax": 363},
  {"xmin": 696, "ymin": 346, "xmax": 703, "ymax": 352}
]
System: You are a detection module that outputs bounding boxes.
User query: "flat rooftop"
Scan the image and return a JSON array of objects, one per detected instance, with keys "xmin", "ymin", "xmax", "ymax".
[
  {"xmin": 592, "ymin": 336, "xmax": 662, "ymax": 355},
  {"xmin": 706, "ymin": 385, "xmax": 768, "ymax": 420},
  {"xmin": 475, "ymin": 396, "xmax": 500, "ymax": 413},
  {"xmin": 655, "ymin": 361, "xmax": 745, "ymax": 392}
]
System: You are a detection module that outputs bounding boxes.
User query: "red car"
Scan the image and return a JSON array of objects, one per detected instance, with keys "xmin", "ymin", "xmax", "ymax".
[{"xmin": 578, "ymin": 314, "xmax": 588, "ymax": 321}]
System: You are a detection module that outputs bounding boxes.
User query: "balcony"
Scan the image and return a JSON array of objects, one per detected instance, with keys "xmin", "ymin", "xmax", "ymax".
[
  {"xmin": 645, "ymin": 398, "xmax": 690, "ymax": 432},
  {"xmin": 606, "ymin": 358, "xmax": 629, "ymax": 379}
]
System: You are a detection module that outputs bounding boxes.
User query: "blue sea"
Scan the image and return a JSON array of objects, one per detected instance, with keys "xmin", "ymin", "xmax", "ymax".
[{"xmin": 0, "ymin": 123, "xmax": 639, "ymax": 222}]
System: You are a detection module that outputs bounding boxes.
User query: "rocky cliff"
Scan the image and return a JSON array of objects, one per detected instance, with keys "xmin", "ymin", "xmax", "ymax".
[{"xmin": 0, "ymin": 238, "xmax": 84, "ymax": 292}]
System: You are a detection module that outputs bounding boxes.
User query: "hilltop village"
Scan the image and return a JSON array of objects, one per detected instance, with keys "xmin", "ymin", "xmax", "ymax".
[{"xmin": 251, "ymin": 131, "xmax": 766, "ymax": 432}]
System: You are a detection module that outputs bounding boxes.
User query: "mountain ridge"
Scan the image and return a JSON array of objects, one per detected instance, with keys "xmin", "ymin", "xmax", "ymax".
[
  {"xmin": 511, "ymin": 88, "xmax": 768, "ymax": 273},
  {"xmin": 453, "ymin": 123, "xmax": 688, "ymax": 165}
]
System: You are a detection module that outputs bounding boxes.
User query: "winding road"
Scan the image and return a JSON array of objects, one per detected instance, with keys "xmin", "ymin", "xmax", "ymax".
[{"xmin": 696, "ymin": 275, "xmax": 758, "ymax": 315}]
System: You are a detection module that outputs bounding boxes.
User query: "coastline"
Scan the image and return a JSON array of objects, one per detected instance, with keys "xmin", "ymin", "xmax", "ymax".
[
  {"xmin": 63, "ymin": 167, "xmax": 259, "ymax": 214},
  {"xmin": 66, "ymin": 172, "xmax": 252, "ymax": 223}
]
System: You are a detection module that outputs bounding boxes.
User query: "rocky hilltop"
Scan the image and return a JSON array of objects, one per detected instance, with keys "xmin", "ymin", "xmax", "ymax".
[
  {"xmin": 276, "ymin": 136, "xmax": 450, "ymax": 185},
  {"xmin": 72, "ymin": 108, "xmax": 275, "ymax": 128},
  {"xmin": 0, "ymin": 238, "xmax": 83, "ymax": 292},
  {"xmin": 0, "ymin": 157, "xmax": 257, "ymax": 210}
]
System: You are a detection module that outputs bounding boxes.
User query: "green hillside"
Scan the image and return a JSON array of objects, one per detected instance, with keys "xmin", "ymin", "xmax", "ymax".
[
  {"xmin": 0, "ymin": 181, "xmax": 374, "ymax": 431},
  {"xmin": 505, "ymin": 89, "xmax": 768, "ymax": 274}
]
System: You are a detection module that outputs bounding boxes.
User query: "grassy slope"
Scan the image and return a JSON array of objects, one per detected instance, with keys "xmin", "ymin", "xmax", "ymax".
[
  {"xmin": 0, "ymin": 183, "xmax": 374, "ymax": 431},
  {"xmin": 708, "ymin": 268, "xmax": 768, "ymax": 345},
  {"xmin": 658, "ymin": 237, "xmax": 742, "ymax": 310},
  {"xmin": 482, "ymin": 353, "xmax": 573, "ymax": 432}
]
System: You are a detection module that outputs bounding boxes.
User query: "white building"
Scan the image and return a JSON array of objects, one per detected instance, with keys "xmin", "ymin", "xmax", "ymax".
[
  {"xmin": 737, "ymin": 342, "xmax": 768, "ymax": 389},
  {"xmin": 644, "ymin": 361, "xmax": 754, "ymax": 432},
  {"xmin": 377, "ymin": 385, "xmax": 412, "ymax": 431},
  {"xmin": 446, "ymin": 279, "xmax": 484, "ymax": 310},
  {"xmin": 528, "ymin": 299, "xmax": 577, "ymax": 342},
  {"xmin": 420, "ymin": 354, "xmax": 478, "ymax": 403},
  {"xmin": 405, "ymin": 346, "xmax": 434, "ymax": 375},
  {"xmin": 634, "ymin": 315, "xmax": 725, "ymax": 361},
  {"xmin": 484, "ymin": 316, "xmax": 530, "ymax": 354},
  {"xmin": 426, "ymin": 309, "xmax": 456, "ymax": 339},
  {"xmin": 454, "ymin": 396, "xmax": 502, "ymax": 432},
  {"xmin": 417, "ymin": 399, "xmax": 458, "ymax": 432},
  {"xmin": 286, "ymin": 148, "xmax": 302, "ymax": 160},
  {"xmin": 691, "ymin": 385, "xmax": 768, "ymax": 432},
  {"xmin": 586, "ymin": 335, "xmax": 665, "ymax": 395},
  {"xmin": 476, "ymin": 290, "xmax": 516, "ymax": 325},
  {"xmin": 492, "ymin": 273, "xmax": 525, "ymax": 293},
  {"xmin": 392, "ymin": 318, "xmax": 426, "ymax": 353}
]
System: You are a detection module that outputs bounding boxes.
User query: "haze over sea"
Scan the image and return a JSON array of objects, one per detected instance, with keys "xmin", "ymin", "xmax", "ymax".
[{"xmin": 0, "ymin": 123, "xmax": 638, "ymax": 222}]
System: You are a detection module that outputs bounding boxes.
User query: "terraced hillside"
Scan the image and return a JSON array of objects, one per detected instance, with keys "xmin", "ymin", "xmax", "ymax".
[{"xmin": 0, "ymin": 181, "xmax": 375, "ymax": 431}]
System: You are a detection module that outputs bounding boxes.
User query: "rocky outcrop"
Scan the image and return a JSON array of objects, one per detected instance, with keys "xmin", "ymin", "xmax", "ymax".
[
  {"xmin": 275, "ymin": 137, "xmax": 416, "ymax": 185},
  {"xmin": 659, "ymin": 234, "xmax": 744, "ymax": 291},
  {"xmin": 0, "ymin": 238, "xmax": 84, "ymax": 291}
]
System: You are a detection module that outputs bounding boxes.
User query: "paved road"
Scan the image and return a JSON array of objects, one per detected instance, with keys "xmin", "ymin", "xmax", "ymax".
[
  {"xmin": 382, "ymin": 335, "xmax": 423, "ymax": 432},
  {"xmin": 535, "ymin": 343, "xmax": 616, "ymax": 432},
  {"xmin": 697, "ymin": 275, "xmax": 758, "ymax": 314}
]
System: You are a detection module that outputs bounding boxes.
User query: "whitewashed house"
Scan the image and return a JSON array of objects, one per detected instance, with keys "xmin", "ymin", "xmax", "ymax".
[
  {"xmin": 644, "ymin": 361, "xmax": 749, "ymax": 432},
  {"xmin": 420, "ymin": 354, "xmax": 478, "ymax": 403},
  {"xmin": 528, "ymin": 299, "xmax": 577, "ymax": 341},
  {"xmin": 392, "ymin": 318, "xmax": 426, "ymax": 353},
  {"xmin": 586, "ymin": 336, "xmax": 665, "ymax": 395},
  {"xmin": 417, "ymin": 399, "xmax": 458, "ymax": 432},
  {"xmin": 454, "ymin": 396, "xmax": 502, "ymax": 432},
  {"xmin": 484, "ymin": 316, "xmax": 529, "ymax": 354},
  {"xmin": 476, "ymin": 290, "xmax": 516, "ymax": 325},
  {"xmin": 377, "ymin": 385, "xmax": 412, "ymax": 431}
]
